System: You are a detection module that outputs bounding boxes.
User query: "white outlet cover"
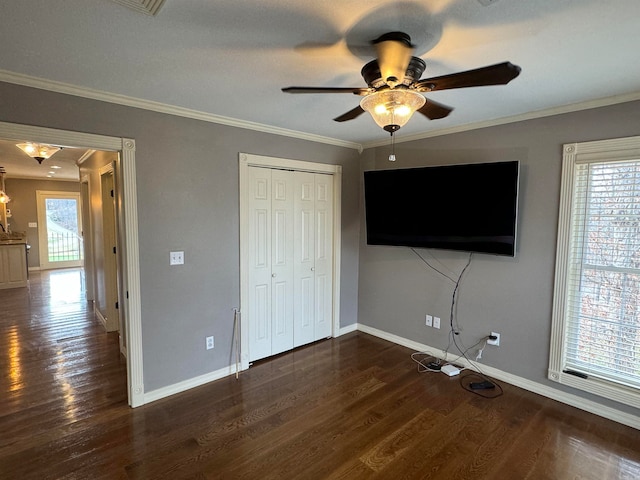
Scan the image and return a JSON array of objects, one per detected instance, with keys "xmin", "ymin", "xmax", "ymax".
[
  {"xmin": 169, "ymin": 251, "xmax": 184, "ymax": 265},
  {"xmin": 433, "ymin": 316, "xmax": 441, "ymax": 329}
]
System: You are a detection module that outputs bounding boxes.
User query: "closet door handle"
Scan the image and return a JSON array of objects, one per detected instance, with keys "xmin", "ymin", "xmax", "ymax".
[
  {"xmin": 310, "ymin": 267, "xmax": 315, "ymax": 271},
  {"xmin": 272, "ymin": 273, "xmax": 276, "ymax": 277}
]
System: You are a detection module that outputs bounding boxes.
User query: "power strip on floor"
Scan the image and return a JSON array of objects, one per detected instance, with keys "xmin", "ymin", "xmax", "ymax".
[{"xmin": 441, "ymin": 364, "xmax": 461, "ymax": 377}]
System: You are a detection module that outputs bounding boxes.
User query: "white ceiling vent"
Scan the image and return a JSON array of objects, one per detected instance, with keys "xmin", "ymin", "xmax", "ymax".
[{"xmin": 110, "ymin": 0, "xmax": 166, "ymax": 16}]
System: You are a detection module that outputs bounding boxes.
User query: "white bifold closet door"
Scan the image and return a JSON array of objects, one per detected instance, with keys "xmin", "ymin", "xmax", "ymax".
[{"xmin": 248, "ymin": 167, "xmax": 333, "ymax": 362}]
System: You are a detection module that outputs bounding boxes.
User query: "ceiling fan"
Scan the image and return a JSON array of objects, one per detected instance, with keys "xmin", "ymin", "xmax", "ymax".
[{"xmin": 282, "ymin": 32, "xmax": 521, "ymax": 135}]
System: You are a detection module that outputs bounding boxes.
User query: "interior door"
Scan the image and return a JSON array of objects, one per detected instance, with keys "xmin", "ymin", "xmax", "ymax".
[
  {"xmin": 270, "ymin": 169, "xmax": 295, "ymax": 356},
  {"xmin": 293, "ymin": 172, "xmax": 316, "ymax": 346},
  {"xmin": 247, "ymin": 167, "xmax": 295, "ymax": 362},
  {"xmin": 313, "ymin": 173, "xmax": 334, "ymax": 340},
  {"xmin": 294, "ymin": 172, "xmax": 334, "ymax": 346},
  {"xmin": 247, "ymin": 166, "xmax": 272, "ymax": 361},
  {"xmin": 99, "ymin": 165, "xmax": 120, "ymax": 335},
  {"xmin": 246, "ymin": 166, "xmax": 334, "ymax": 362}
]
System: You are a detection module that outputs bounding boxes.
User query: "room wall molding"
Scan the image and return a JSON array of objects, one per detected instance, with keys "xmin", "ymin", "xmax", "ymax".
[
  {"xmin": 144, "ymin": 365, "xmax": 238, "ymax": 405},
  {"xmin": 5, "ymin": 68, "xmax": 638, "ymax": 154},
  {"xmin": 362, "ymin": 91, "xmax": 640, "ymax": 149},
  {"xmin": 95, "ymin": 306, "xmax": 108, "ymax": 331},
  {"xmin": 98, "ymin": 313, "xmax": 640, "ymax": 430},
  {"xmin": 356, "ymin": 323, "xmax": 640, "ymax": 431},
  {"xmin": 338, "ymin": 323, "xmax": 358, "ymax": 336},
  {"xmin": 0, "ymin": 69, "xmax": 362, "ymax": 152}
]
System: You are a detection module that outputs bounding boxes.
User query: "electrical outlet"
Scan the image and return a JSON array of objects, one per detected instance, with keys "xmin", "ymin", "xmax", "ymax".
[
  {"xmin": 170, "ymin": 251, "xmax": 184, "ymax": 265},
  {"xmin": 433, "ymin": 316, "xmax": 441, "ymax": 329},
  {"xmin": 487, "ymin": 331, "xmax": 500, "ymax": 346},
  {"xmin": 425, "ymin": 314, "xmax": 433, "ymax": 327},
  {"xmin": 206, "ymin": 336, "xmax": 214, "ymax": 350}
]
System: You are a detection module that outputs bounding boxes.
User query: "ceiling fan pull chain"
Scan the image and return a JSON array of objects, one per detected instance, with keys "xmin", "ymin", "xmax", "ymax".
[{"xmin": 389, "ymin": 132, "xmax": 396, "ymax": 162}]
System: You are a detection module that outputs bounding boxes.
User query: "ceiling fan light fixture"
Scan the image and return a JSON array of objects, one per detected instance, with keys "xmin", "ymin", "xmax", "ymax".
[
  {"xmin": 16, "ymin": 142, "xmax": 62, "ymax": 164},
  {"xmin": 360, "ymin": 89, "xmax": 426, "ymax": 133}
]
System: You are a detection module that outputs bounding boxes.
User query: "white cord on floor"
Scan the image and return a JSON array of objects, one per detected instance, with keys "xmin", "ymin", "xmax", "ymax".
[{"xmin": 410, "ymin": 351, "xmax": 442, "ymax": 373}]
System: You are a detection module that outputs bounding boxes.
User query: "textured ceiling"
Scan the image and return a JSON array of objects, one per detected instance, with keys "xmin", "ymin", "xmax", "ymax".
[{"xmin": 1, "ymin": 0, "xmax": 640, "ymax": 179}]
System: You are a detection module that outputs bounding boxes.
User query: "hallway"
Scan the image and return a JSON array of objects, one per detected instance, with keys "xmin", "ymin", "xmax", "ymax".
[{"xmin": 0, "ymin": 268, "xmax": 127, "ymax": 476}]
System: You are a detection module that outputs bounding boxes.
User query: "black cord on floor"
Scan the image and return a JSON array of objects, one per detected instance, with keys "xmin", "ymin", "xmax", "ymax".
[{"xmin": 459, "ymin": 371, "xmax": 504, "ymax": 398}]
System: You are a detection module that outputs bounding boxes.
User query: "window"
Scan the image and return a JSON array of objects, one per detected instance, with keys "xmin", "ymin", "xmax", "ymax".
[{"xmin": 550, "ymin": 136, "xmax": 640, "ymax": 408}]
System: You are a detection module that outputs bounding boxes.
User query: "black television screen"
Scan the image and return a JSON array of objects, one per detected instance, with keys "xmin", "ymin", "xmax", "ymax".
[{"xmin": 364, "ymin": 161, "xmax": 519, "ymax": 256}]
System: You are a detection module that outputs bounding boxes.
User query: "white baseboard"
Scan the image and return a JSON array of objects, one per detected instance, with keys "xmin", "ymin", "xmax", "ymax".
[
  {"xmin": 143, "ymin": 324, "xmax": 357, "ymax": 405},
  {"xmin": 338, "ymin": 323, "xmax": 358, "ymax": 336},
  {"xmin": 144, "ymin": 365, "xmax": 238, "ymax": 405},
  {"xmin": 357, "ymin": 323, "xmax": 640, "ymax": 431},
  {"xmin": 136, "ymin": 322, "xmax": 639, "ymax": 429},
  {"xmin": 95, "ymin": 306, "xmax": 107, "ymax": 330},
  {"xmin": 28, "ymin": 266, "xmax": 41, "ymax": 272}
]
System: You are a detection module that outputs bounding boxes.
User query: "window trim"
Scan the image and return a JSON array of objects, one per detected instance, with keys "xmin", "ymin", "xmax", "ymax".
[{"xmin": 550, "ymin": 135, "xmax": 640, "ymax": 409}]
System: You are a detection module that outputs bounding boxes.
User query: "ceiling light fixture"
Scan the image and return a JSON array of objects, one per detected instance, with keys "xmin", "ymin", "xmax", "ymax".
[
  {"xmin": 0, "ymin": 167, "xmax": 9, "ymax": 204},
  {"xmin": 360, "ymin": 88, "xmax": 426, "ymax": 161},
  {"xmin": 360, "ymin": 89, "xmax": 426, "ymax": 135},
  {"xmin": 16, "ymin": 142, "xmax": 61, "ymax": 164}
]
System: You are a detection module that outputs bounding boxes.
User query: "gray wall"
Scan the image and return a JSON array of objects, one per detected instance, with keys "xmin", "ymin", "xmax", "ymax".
[
  {"xmin": 0, "ymin": 81, "xmax": 361, "ymax": 392},
  {"xmin": 360, "ymin": 100, "xmax": 640, "ymax": 416},
  {"xmin": 4, "ymin": 178, "xmax": 80, "ymax": 268}
]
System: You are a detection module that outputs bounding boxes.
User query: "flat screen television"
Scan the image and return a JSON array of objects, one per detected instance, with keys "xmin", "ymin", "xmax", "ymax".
[{"xmin": 363, "ymin": 160, "xmax": 519, "ymax": 256}]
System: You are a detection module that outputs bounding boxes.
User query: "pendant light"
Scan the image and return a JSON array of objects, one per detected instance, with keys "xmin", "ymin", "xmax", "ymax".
[{"xmin": 16, "ymin": 142, "xmax": 61, "ymax": 164}]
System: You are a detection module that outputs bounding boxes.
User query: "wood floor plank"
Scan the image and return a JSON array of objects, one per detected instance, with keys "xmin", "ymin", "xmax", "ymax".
[{"xmin": 2, "ymin": 269, "xmax": 640, "ymax": 479}]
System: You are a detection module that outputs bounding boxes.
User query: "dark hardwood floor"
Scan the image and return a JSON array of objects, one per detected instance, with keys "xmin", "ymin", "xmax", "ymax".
[{"xmin": 2, "ymin": 269, "xmax": 640, "ymax": 479}]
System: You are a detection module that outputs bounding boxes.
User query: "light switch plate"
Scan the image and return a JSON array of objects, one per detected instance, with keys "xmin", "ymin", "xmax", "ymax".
[
  {"xmin": 28, "ymin": 222, "xmax": 38, "ymax": 228},
  {"xmin": 169, "ymin": 251, "xmax": 184, "ymax": 265}
]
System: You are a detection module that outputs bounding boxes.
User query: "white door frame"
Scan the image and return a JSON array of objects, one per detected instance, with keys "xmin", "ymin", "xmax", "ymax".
[
  {"xmin": 80, "ymin": 174, "xmax": 96, "ymax": 302},
  {"xmin": 0, "ymin": 121, "xmax": 144, "ymax": 408},
  {"xmin": 98, "ymin": 163, "xmax": 120, "ymax": 334},
  {"xmin": 239, "ymin": 153, "xmax": 342, "ymax": 371}
]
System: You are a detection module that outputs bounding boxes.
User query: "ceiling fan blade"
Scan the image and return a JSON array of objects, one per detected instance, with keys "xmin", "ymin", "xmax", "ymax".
[
  {"xmin": 414, "ymin": 62, "xmax": 521, "ymax": 92},
  {"xmin": 416, "ymin": 99, "xmax": 454, "ymax": 120},
  {"xmin": 282, "ymin": 86, "xmax": 370, "ymax": 95},
  {"xmin": 373, "ymin": 32, "xmax": 414, "ymax": 87},
  {"xmin": 333, "ymin": 106, "xmax": 366, "ymax": 122}
]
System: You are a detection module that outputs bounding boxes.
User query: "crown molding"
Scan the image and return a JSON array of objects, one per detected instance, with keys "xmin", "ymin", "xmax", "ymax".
[
  {"xmin": 5, "ymin": 68, "xmax": 637, "ymax": 154},
  {"xmin": 0, "ymin": 69, "xmax": 363, "ymax": 152},
  {"xmin": 362, "ymin": 90, "xmax": 640, "ymax": 149},
  {"xmin": 110, "ymin": 0, "xmax": 166, "ymax": 16}
]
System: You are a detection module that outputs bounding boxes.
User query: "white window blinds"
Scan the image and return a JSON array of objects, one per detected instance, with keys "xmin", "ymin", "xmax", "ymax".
[
  {"xmin": 565, "ymin": 160, "xmax": 640, "ymax": 388},
  {"xmin": 550, "ymin": 136, "xmax": 640, "ymax": 409}
]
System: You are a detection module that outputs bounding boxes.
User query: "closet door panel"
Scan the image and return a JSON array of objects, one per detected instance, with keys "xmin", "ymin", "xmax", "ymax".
[
  {"xmin": 247, "ymin": 165, "xmax": 335, "ymax": 361},
  {"xmin": 314, "ymin": 174, "xmax": 333, "ymax": 340},
  {"xmin": 294, "ymin": 172, "xmax": 316, "ymax": 347},
  {"xmin": 270, "ymin": 169, "xmax": 294, "ymax": 355},
  {"xmin": 248, "ymin": 167, "xmax": 273, "ymax": 361}
]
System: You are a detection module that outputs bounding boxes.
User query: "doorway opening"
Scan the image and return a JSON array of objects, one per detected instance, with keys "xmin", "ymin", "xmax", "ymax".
[{"xmin": 0, "ymin": 121, "xmax": 143, "ymax": 407}]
